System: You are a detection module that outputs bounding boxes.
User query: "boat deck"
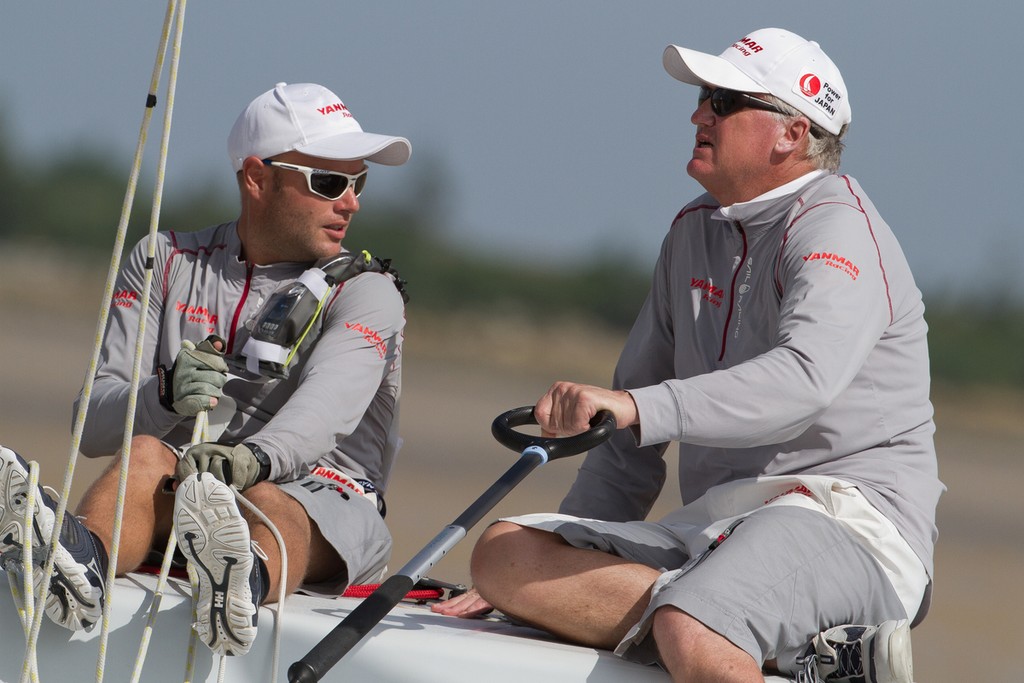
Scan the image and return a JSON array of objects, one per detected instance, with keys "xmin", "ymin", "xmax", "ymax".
[{"xmin": 1, "ymin": 573, "xmax": 686, "ymax": 682}]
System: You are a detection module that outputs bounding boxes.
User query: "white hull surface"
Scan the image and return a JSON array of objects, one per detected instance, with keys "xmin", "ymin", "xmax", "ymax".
[
  {"xmin": 1, "ymin": 573, "xmax": 790, "ymax": 682},
  {"xmin": 1, "ymin": 572, "xmax": 662, "ymax": 682}
]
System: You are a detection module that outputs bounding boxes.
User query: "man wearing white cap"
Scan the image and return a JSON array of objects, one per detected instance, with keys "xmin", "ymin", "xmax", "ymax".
[
  {"xmin": 0, "ymin": 83, "xmax": 411, "ymax": 656},
  {"xmin": 437, "ymin": 29, "xmax": 941, "ymax": 683}
]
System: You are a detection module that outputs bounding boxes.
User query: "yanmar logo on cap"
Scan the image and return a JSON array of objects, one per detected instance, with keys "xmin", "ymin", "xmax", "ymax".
[
  {"xmin": 731, "ymin": 36, "xmax": 765, "ymax": 56},
  {"xmin": 317, "ymin": 102, "xmax": 352, "ymax": 118},
  {"xmin": 793, "ymin": 72, "xmax": 843, "ymax": 120}
]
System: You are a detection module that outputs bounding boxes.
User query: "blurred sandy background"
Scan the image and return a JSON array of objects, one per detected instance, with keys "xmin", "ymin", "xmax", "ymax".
[{"xmin": 1, "ymin": 251, "xmax": 1020, "ymax": 681}]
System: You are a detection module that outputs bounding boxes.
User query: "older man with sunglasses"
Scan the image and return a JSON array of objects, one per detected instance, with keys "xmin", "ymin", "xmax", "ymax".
[
  {"xmin": 0, "ymin": 82, "xmax": 410, "ymax": 656},
  {"xmin": 436, "ymin": 28, "xmax": 941, "ymax": 683}
]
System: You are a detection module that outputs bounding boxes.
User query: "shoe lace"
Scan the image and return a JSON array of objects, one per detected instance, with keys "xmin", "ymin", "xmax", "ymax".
[
  {"xmin": 832, "ymin": 639, "xmax": 865, "ymax": 677},
  {"xmin": 794, "ymin": 654, "xmax": 821, "ymax": 683}
]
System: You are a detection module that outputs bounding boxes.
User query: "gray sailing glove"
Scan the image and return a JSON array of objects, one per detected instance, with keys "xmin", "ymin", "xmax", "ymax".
[
  {"xmin": 176, "ymin": 442, "xmax": 271, "ymax": 491},
  {"xmin": 157, "ymin": 335, "xmax": 228, "ymax": 416}
]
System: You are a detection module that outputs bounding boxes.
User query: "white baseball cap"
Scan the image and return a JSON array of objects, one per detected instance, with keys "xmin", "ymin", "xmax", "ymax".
[
  {"xmin": 227, "ymin": 82, "xmax": 411, "ymax": 171},
  {"xmin": 663, "ymin": 28, "xmax": 851, "ymax": 135}
]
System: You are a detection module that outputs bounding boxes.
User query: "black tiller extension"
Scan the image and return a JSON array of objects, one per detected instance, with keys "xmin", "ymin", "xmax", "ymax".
[{"xmin": 287, "ymin": 406, "xmax": 615, "ymax": 682}]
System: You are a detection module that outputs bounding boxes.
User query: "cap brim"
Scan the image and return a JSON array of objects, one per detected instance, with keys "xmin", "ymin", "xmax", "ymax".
[
  {"xmin": 662, "ymin": 45, "xmax": 767, "ymax": 94},
  {"xmin": 296, "ymin": 132, "xmax": 412, "ymax": 166}
]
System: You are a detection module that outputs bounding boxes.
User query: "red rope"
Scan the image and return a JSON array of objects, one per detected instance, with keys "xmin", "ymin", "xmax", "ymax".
[
  {"xmin": 342, "ymin": 584, "xmax": 444, "ymax": 601},
  {"xmin": 134, "ymin": 566, "xmax": 444, "ymax": 601}
]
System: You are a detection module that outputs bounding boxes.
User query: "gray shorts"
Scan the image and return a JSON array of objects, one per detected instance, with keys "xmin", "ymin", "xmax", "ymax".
[
  {"xmin": 278, "ymin": 474, "xmax": 391, "ymax": 594},
  {"xmin": 512, "ymin": 505, "xmax": 905, "ymax": 674}
]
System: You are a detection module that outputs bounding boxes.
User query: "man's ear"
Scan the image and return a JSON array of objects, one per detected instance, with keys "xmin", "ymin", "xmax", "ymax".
[
  {"xmin": 775, "ymin": 116, "xmax": 812, "ymax": 156},
  {"xmin": 239, "ymin": 156, "xmax": 268, "ymax": 197}
]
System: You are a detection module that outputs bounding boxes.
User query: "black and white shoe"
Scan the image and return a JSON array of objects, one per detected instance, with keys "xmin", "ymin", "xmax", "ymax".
[
  {"xmin": 0, "ymin": 446, "xmax": 107, "ymax": 631},
  {"xmin": 174, "ymin": 472, "xmax": 259, "ymax": 656},
  {"xmin": 796, "ymin": 619, "xmax": 913, "ymax": 683}
]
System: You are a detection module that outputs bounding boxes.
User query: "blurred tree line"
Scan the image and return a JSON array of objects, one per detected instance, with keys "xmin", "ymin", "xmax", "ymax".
[{"xmin": 0, "ymin": 123, "xmax": 1019, "ymax": 390}]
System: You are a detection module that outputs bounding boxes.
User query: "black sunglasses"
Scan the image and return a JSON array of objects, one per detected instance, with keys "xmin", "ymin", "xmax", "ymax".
[
  {"xmin": 262, "ymin": 160, "xmax": 368, "ymax": 200},
  {"xmin": 698, "ymin": 86, "xmax": 788, "ymax": 117}
]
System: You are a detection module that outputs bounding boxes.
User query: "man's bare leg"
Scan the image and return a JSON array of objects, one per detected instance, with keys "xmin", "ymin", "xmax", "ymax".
[
  {"xmin": 470, "ymin": 521, "xmax": 659, "ymax": 649},
  {"xmin": 240, "ymin": 482, "xmax": 343, "ymax": 602},
  {"xmin": 471, "ymin": 522, "xmax": 767, "ymax": 682},
  {"xmin": 75, "ymin": 435, "xmax": 177, "ymax": 574}
]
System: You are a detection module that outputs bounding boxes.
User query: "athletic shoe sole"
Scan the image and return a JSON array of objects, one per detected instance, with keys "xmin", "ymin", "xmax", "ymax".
[
  {"xmin": 0, "ymin": 446, "xmax": 105, "ymax": 631},
  {"xmin": 174, "ymin": 472, "xmax": 257, "ymax": 656}
]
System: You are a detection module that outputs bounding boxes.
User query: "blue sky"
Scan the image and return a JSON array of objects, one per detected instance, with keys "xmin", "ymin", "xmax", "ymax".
[{"xmin": 2, "ymin": 2, "xmax": 1020, "ymax": 303}]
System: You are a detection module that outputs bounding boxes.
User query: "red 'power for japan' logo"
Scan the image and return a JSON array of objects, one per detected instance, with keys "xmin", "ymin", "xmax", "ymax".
[{"xmin": 799, "ymin": 73, "xmax": 821, "ymax": 97}]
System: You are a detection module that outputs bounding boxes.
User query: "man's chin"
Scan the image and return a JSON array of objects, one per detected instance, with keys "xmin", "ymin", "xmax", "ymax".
[{"xmin": 685, "ymin": 159, "xmax": 708, "ymax": 183}]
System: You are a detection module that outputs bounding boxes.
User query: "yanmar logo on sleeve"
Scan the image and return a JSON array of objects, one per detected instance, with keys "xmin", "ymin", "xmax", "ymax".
[
  {"xmin": 112, "ymin": 289, "xmax": 139, "ymax": 309},
  {"xmin": 802, "ymin": 251, "xmax": 860, "ymax": 280},
  {"xmin": 345, "ymin": 321, "xmax": 388, "ymax": 358}
]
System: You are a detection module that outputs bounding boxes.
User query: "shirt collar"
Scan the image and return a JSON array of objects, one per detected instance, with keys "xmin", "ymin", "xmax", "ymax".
[{"xmin": 714, "ymin": 170, "xmax": 827, "ymax": 224}]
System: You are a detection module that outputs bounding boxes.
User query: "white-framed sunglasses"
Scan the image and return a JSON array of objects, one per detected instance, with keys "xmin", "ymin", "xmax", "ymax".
[{"xmin": 262, "ymin": 160, "xmax": 368, "ymax": 200}]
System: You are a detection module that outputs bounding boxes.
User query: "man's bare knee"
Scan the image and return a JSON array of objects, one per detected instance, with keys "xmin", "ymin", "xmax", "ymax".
[
  {"xmin": 126, "ymin": 435, "xmax": 178, "ymax": 474},
  {"xmin": 471, "ymin": 523, "xmax": 558, "ymax": 573},
  {"xmin": 653, "ymin": 606, "xmax": 762, "ymax": 682},
  {"xmin": 470, "ymin": 523, "xmax": 565, "ymax": 599}
]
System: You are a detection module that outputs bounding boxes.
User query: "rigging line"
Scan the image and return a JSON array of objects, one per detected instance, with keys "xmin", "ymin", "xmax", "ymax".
[
  {"xmin": 130, "ymin": 409, "xmax": 207, "ymax": 683},
  {"xmin": 184, "ymin": 582, "xmax": 200, "ymax": 683},
  {"xmin": 233, "ymin": 490, "xmax": 289, "ymax": 683},
  {"xmin": 5, "ymin": 579, "xmax": 39, "ymax": 683},
  {"xmin": 95, "ymin": 2, "xmax": 190, "ymax": 681},
  {"xmin": 22, "ymin": 0, "xmax": 182, "ymax": 676},
  {"xmin": 15, "ymin": 463, "xmax": 41, "ymax": 683}
]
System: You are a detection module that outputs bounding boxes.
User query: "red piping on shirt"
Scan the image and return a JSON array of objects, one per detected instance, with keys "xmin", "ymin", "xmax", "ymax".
[
  {"xmin": 774, "ymin": 199, "xmax": 803, "ymax": 298},
  {"xmin": 226, "ymin": 262, "xmax": 254, "ymax": 355},
  {"xmin": 719, "ymin": 222, "xmax": 749, "ymax": 362},
  {"xmin": 841, "ymin": 176, "xmax": 893, "ymax": 324},
  {"xmin": 674, "ymin": 203, "xmax": 720, "ymax": 224}
]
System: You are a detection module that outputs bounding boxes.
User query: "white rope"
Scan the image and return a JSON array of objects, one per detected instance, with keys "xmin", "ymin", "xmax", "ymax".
[
  {"xmin": 94, "ymin": 2, "xmax": 189, "ymax": 681},
  {"xmin": 232, "ymin": 492, "xmax": 289, "ymax": 683},
  {"xmin": 19, "ymin": 0, "xmax": 182, "ymax": 678},
  {"xmin": 15, "ymin": 463, "xmax": 41, "ymax": 683},
  {"xmin": 183, "ymin": 590, "xmax": 200, "ymax": 683},
  {"xmin": 6, "ymin": 579, "xmax": 39, "ymax": 683}
]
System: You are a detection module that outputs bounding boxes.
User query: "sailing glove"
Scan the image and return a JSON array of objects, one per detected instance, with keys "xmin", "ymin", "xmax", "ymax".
[
  {"xmin": 157, "ymin": 335, "xmax": 228, "ymax": 416},
  {"xmin": 176, "ymin": 442, "xmax": 271, "ymax": 491}
]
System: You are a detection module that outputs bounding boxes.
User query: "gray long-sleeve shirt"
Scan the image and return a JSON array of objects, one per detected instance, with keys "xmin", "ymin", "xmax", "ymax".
[
  {"xmin": 75, "ymin": 221, "xmax": 404, "ymax": 491},
  {"xmin": 560, "ymin": 172, "xmax": 943, "ymax": 578}
]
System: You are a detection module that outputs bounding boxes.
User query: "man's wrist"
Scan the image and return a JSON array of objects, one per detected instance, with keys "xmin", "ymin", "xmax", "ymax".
[
  {"xmin": 156, "ymin": 364, "xmax": 175, "ymax": 411},
  {"xmin": 244, "ymin": 442, "xmax": 272, "ymax": 483}
]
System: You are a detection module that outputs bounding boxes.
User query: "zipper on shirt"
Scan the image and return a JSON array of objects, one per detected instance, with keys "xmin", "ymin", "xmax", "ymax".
[{"xmin": 718, "ymin": 222, "xmax": 749, "ymax": 362}]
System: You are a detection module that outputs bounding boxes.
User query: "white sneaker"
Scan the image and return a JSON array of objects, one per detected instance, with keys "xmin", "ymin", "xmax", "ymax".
[
  {"xmin": 796, "ymin": 619, "xmax": 913, "ymax": 683},
  {"xmin": 174, "ymin": 473, "xmax": 258, "ymax": 656},
  {"xmin": 0, "ymin": 446, "xmax": 107, "ymax": 631}
]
